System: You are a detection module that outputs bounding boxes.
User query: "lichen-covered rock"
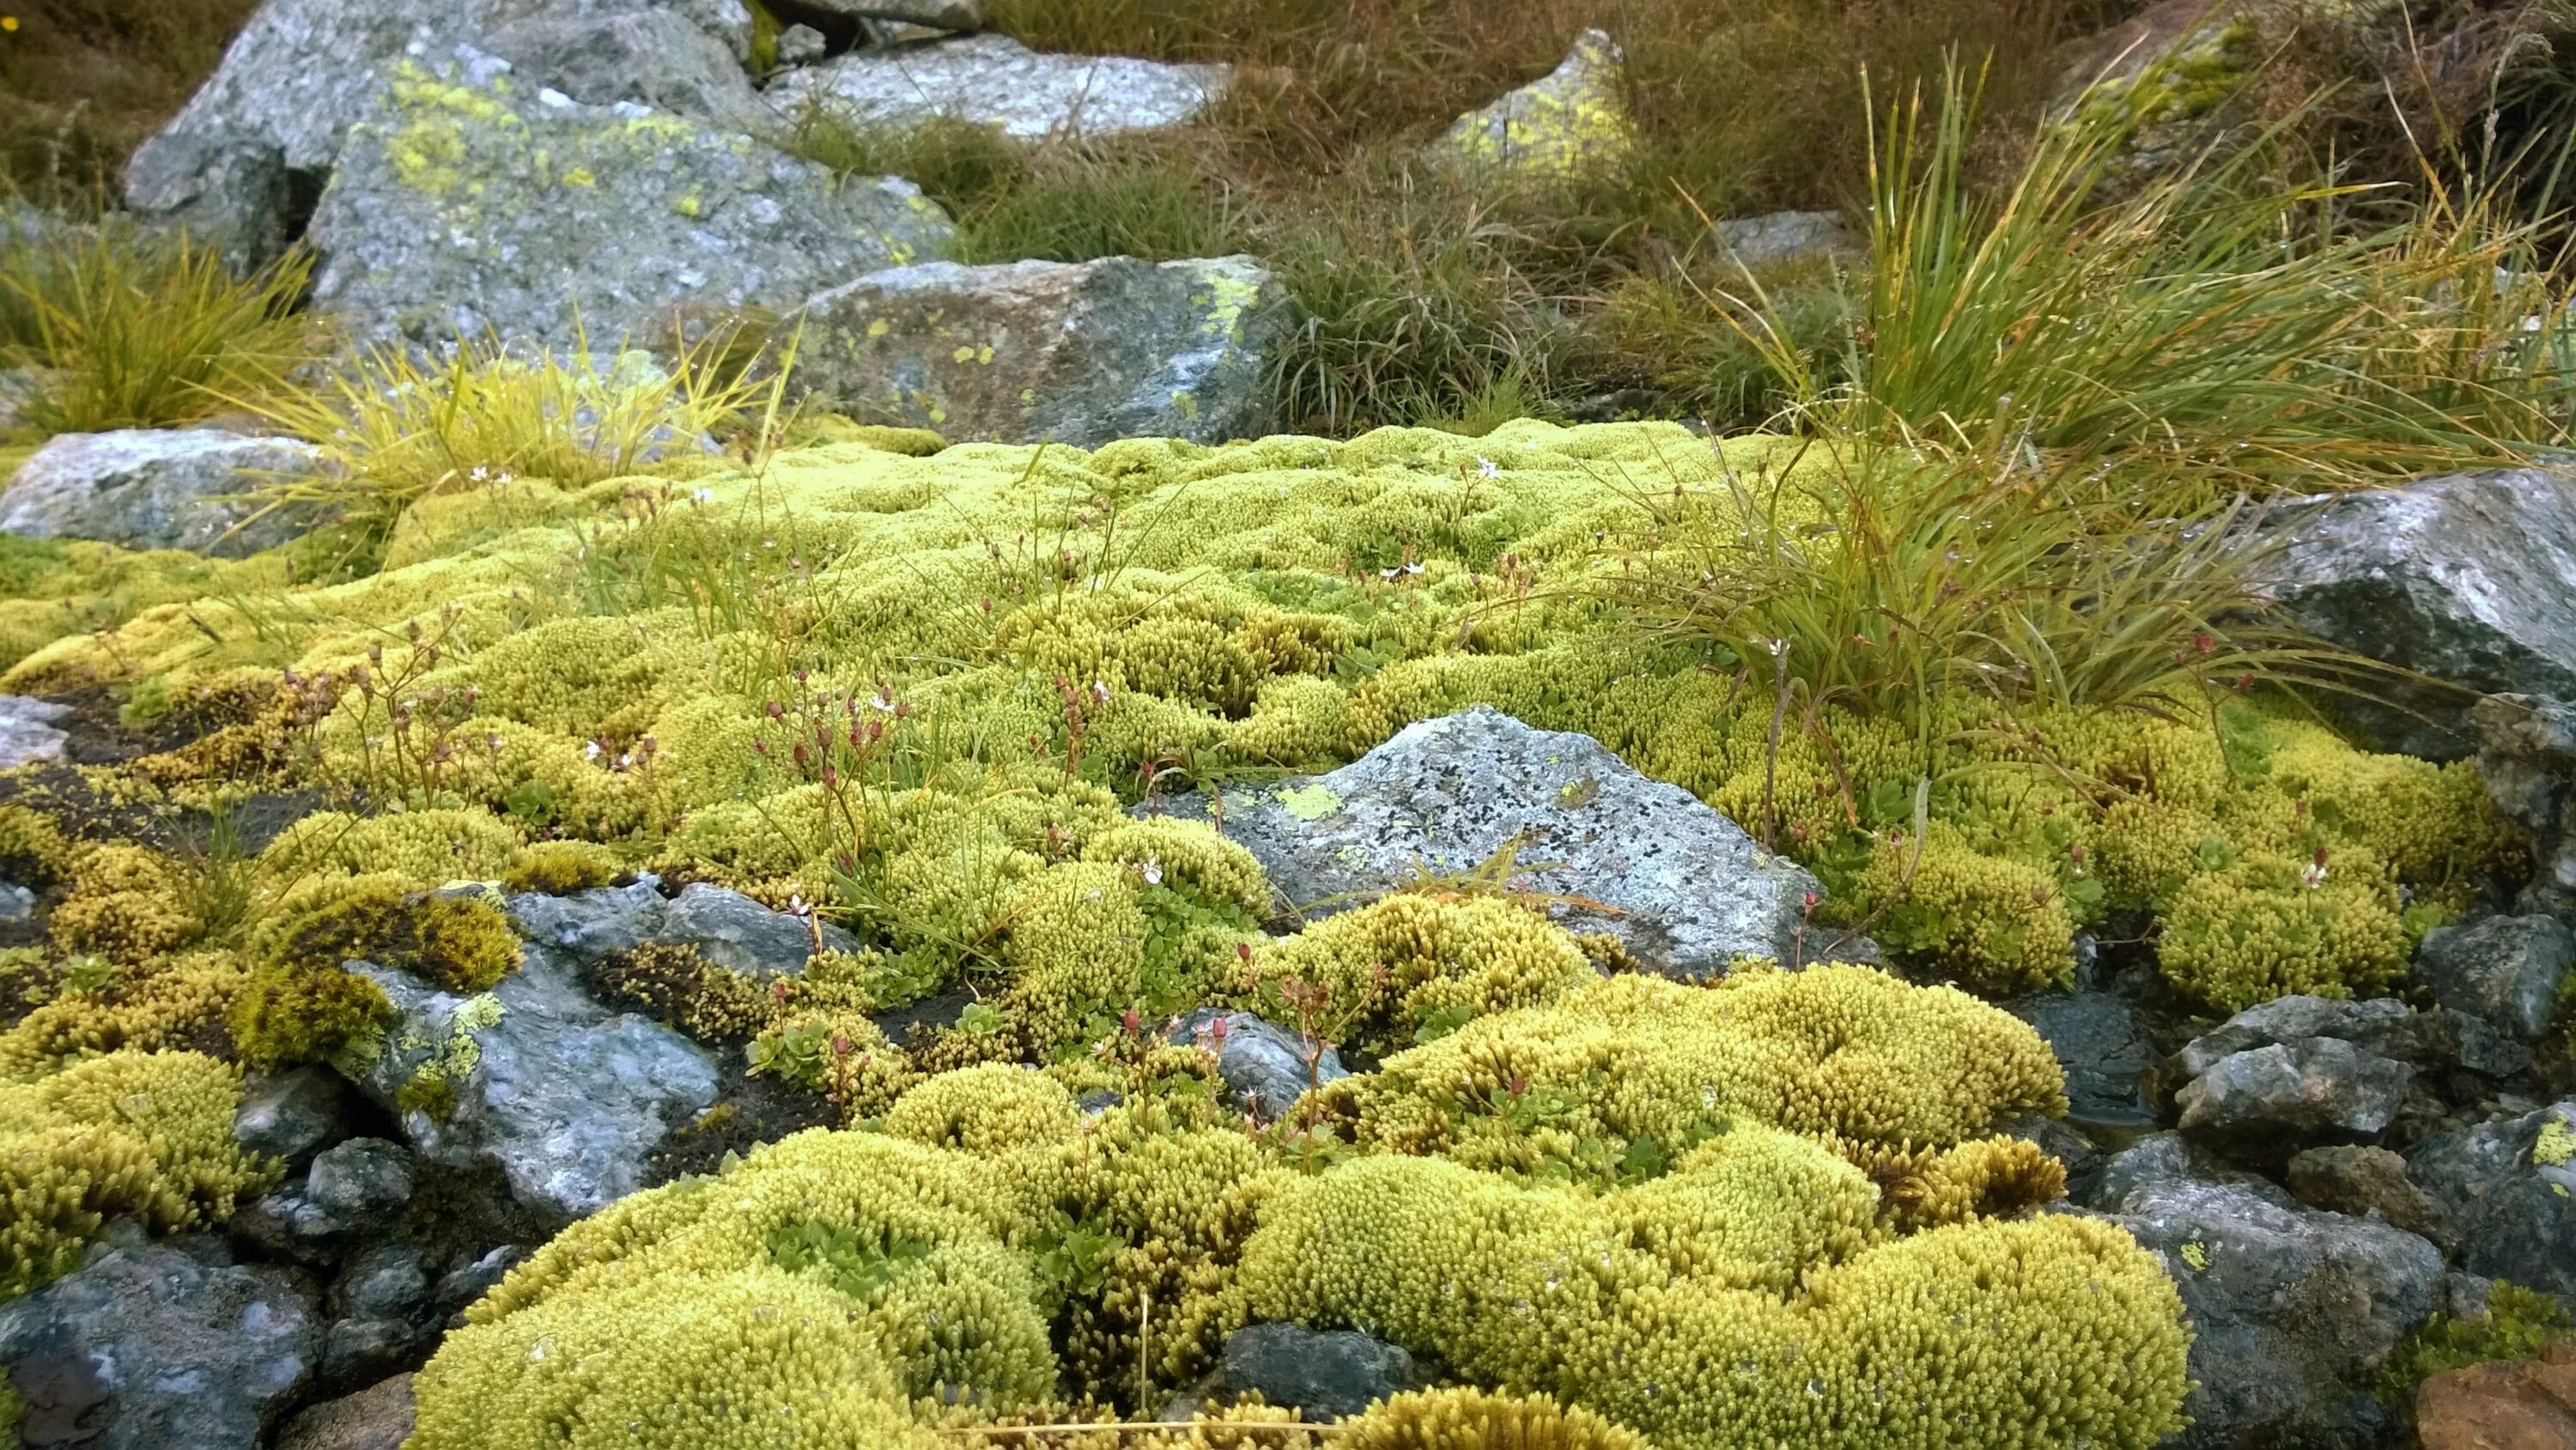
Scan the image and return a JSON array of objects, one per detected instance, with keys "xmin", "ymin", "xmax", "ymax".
[
  {"xmin": 788, "ymin": 254, "xmax": 1291, "ymax": 446},
  {"xmin": 306, "ymin": 55, "xmax": 954, "ymax": 351},
  {"xmin": 1150, "ymin": 705, "xmax": 1851, "ymax": 977},
  {"xmin": 1, "ymin": 428, "xmax": 325, "ymax": 556},
  {"xmin": 1436, "ymin": 28, "xmax": 1635, "ymax": 185},
  {"xmin": 654, "ymin": 881, "xmax": 858, "ymax": 977},
  {"xmin": 2259, "ymin": 468, "xmax": 2576, "ymax": 757},
  {"xmin": 1168, "ymin": 1007, "xmax": 1349, "ymax": 1120},
  {"xmin": 2407, "ymin": 1099, "xmax": 2576, "ymax": 1300},
  {"xmin": 0, "ymin": 694, "xmax": 70, "ymax": 770},
  {"xmin": 2081, "ymin": 1131, "xmax": 2445, "ymax": 1448},
  {"xmin": 766, "ymin": 32, "xmax": 1228, "ymax": 139},
  {"xmin": 1216, "ymin": 1323, "xmax": 1414, "ymax": 1423},
  {"xmin": 2173, "ymin": 1036, "xmax": 2415, "ymax": 1150},
  {"xmin": 479, "ymin": 10, "xmax": 769, "ymax": 131},
  {"xmin": 124, "ymin": 0, "xmax": 761, "ymax": 268},
  {"xmin": 2416, "ymin": 913, "xmax": 2576, "ymax": 1040},
  {"xmin": 792, "ymin": 0, "xmax": 986, "ymax": 30},
  {"xmin": 346, "ymin": 947, "xmax": 721, "ymax": 1219},
  {"xmin": 2470, "ymin": 692, "xmax": 2576, "ymax": 918},
  {"xmin": 0, "ymin": 1239, "xmax": 321, "ymax": 1450}
]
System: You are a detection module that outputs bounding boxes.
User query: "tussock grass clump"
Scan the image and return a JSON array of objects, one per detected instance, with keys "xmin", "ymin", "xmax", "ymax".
[{"xmin": 0, "ymin": 222, "xmax": 324, "ymax": 434}]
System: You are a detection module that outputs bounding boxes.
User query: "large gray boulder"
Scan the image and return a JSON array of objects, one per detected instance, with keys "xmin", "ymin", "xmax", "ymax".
[
  {"xmin": 767, "ymin": 32, "xmax": 1228, "ymax": 139},
  {"xmin": 479, "ymin": 10, "xmax": 771, "ymax": 131},
  {"xmin": 1145, "ymin": 706, "xmax": 1854, "ymax": 977},
  {"xmin": 0, "ymin": 695, "xmax": 71, "ymax": 770},
  {"xmin": 2081, "ymin": 1131, "xmax": 2445, "ymax": 1447},
  {"xmin": 346, "ymin": 946, "xmax": 720, "ymax": 1219},
  {"xmin": 791, "ymin": 254, "xmax": 1290, "ymax": 446},
  {"xmin": 304, "ymin": 53, "xmax": 953, "ymax": 351},
  {"xmin": 2407, "ymin": 1099, "xmax": 2576, "ymax": 1300},
  {"xmin": 504, "ymin": 878, "xmax": 668, "ymax": 961},
  {"xmin": 2259, "ymin": 469, "xmax": 2576, "ymax": 757},
  {"xmin": 0, "ymin": 1240, "xmax": 321, "ymax": 1450},
  {"xmin": 124, "ymin": 0, "xmax": 761, "ymax": 269},
  {"xmin": 2, "ymin": 429, "xmax": 325, "ymax": 557},
  {"xmin": 2415, "ymin": 914, "xmax": 2574, "ymax": 1040}
]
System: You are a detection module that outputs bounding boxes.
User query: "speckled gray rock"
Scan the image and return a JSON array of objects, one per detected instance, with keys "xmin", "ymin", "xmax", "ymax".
[
  {"xmin": 124, "ymin": 0, "xmax": 760, "ymax": 268},
  {"xmin": 775, "ymin": 22, "xmax": 829, "ymax": 66},
  {"xmin": 790, "ymin": 254, "xmax": 1290, "ymax": 446},
  {"xmin": 1711, "ymin": 210, "xmax": 1861, "ymax": 270},
  {"xmin": 306, "ymin": 54, "xmax": 953, "ymax": 352},
  {"xmin": 2415, "ymin": 914, "xmax": 2574, "ymax": 1040},
  {"xmin": 2174, "ymin": 1036, "xmax": 2415, "ymax": 1148},
  {"xmin": 767, "ymin": 32, "xmax": 1228, "ymax": 138},
  {"xmin": 1169, "ymin": 1009, "xmax": 1347, "ymax": 1120},
  {"xmin": 2407, "ymin": 1099, "xmax": 2576, "ymax": 1298},
  {"xmin": 505, "ymin": 878, "xmax": 667, "ymax": 961},
  {"xmin": 2471, "ymin": 693, "xmax": 2576, "ymax": 917},
  {"xmin": 234, "ymin": 1065, "xmax": 356, "ymax": 1167},
  {"xmin": 1437, "ymin": 28, "xmax": 1631, "ymax": 183},
  {"xmin": 237, "ymin": 1138, "xmax": 416, "ymax": 1254},
  {"xmin": 347, "ymin": 948, "xmax": 720, "ymax": 1219},
  {"xmin": 2, "ymin": 428, "xmax": 325, "ymax": 556},
  {"xmin": 0, "ymin": 1241, "xmax": 320, "ymax": 1450},
  {"xmin": 2286, "ymin": 1144, "xmax": 2451, "ymax": 1245},
  {"xmin": 481, "ymin": 10, "xmax": 770, "ymax": 131},
  {"xmin": 274, "ymin": 1373, "xmax": 416, "ymax": 1450},
  {"xmin": 2168, "ymin": 993, "xmax": 2530, "ymax": 1083},
  {"xmin": 2259, "ymin": 469, "xmax": 2576, "ymax": 757},
  {"xmin": 655, "ymin": 881, "xmax": 858, "ymax": 976},
  {"xmin": 330, "ymin": 1241, "xmax": 429, "ymax": 1323},
  {"xmin": 2006, "ymin": 989, "xmax": 2157, "ymax": 1129},
  {"xmin": 1148, "ymin": 706, "xmax": 1853, "ymax": 977},
  {"xmin": 1217, "ymin": 1324, "xmax": 1413, "ymax": 1423},
  {"xmin": 0, "ymin": 695, "xmax": 70, "ymax": 770},
  {"xmin": 2082, "ymin": 1131, "xmax": 2444, "ymax": 1448},
  {"xmin": 794, "ymin": 0, "xmax": 985, "ymax": 28}
]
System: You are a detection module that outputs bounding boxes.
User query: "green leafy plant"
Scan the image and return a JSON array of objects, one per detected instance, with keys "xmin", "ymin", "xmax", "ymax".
[
  {"xmin": 2375, "ymin": 1281, "xmax": 2573, "ymax": 1403},
  {"xmin": 765, "ymin": 1219, "xmax": 931, "ymax": 1303}
]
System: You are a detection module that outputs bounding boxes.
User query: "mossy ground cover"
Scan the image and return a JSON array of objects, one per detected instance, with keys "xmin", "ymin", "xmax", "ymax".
[{"xmin": 0, "ymin": 412, "xmax": 2526, "ymax": 1443}]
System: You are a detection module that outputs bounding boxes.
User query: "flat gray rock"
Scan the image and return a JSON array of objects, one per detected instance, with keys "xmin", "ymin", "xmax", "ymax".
[
  {"xmin": 791, "ymin": 254, "xmax": 1290, "ymax": 446},
  {"xmin": 0, "ymin": 1241, "xmax": 320, "ymax": 1450},
  {"xmin": 2, "ymin": 429, "xmax": 325, "ymax": 557},
  {"xmin": 2172, "ymin": 1036, "xmax": 2414, "ymax": 1147},
  {"xmin": 655, "ymin": 880, "xmax": 858, "ymax": 976},
  {"xmin": 123, "ymin": 0, "xmax": 761, "ymax": 269},
  {"xmin": 1218, "ymin": 1323, "xmax": 1413, "ymax": 1423},
  {"xmin": 767, "ymin": 32, "xmax": 1228, "ymax": 138},
  {"xmin": 2006, "ymin": 989, "xmax": 2158, "ymax": 1129},
  {"xmin": 2167, "ymin": 993, "xmax": 2530, "ymax": 1082},
  {"xmin": 793, "ymin": 0, "xmax": 984, "ymax": 28},
  {"xmin": 2259, "ymin": 469, "xmax": 2576, "ymax": 757},
  {"xmin": 305, "ymin": 52, "xmax": 953, "ymax": 352},
  {"xmin": 504, "ymin": 879, "xmax": 669, "ymax": 962},
  {"xmin": 1146, "ymin": 706, "xmax": 1853, "ymax": 977},
  {"xmin": 347, "ymin": 948, "xmax": 720, "ymax": 1220},
  {"xmin": 2082, "ymin": 1131, "xmax": 2443, "ymax": 1448},
  {"xmin": 0, "ymin": 695, "xmax": 70, "ymax": 770},
  {"xmin": 1711, "ymin": 209, "xmax": 1861, "ymax": 270},
  {"xmin": 481, "ymin": 9, "xmax": 771, "ymax": 132}
]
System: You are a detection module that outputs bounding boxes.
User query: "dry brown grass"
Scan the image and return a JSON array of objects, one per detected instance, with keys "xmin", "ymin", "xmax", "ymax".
[{"xmin": 0, "ymin": 0, "xmax": 258, "ymax": 208}]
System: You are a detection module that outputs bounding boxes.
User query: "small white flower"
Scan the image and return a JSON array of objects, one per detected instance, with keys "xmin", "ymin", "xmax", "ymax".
[
  {"xmin": 690, "ymin": 487, "xmax": 714, "ymax": 505},
  {"xmin": 1380, "ymin": 567, "xmax": 1400, "ymax": 581},
  {"xmin": 1138, "ymin": 855, "xmax": 1163, "ymax": 887},
  {"xmin": 869, "ymin": 688, "xmax": 897, "ymax": 713},
  {"xmin": 2300, "ymin": 860, "xmax": 2328, "ymax": 890},
  {"xmin": 1477, "ymin": 456, "xmax": 1499, "ymax": 479},
  {"xmin": 469, "ymin": 465, "xmax": 489, "ymax": 482},
  {"xmin": 1402, "ymin": 561, "xmax": 1424, "ymax": 576},
  {"xmin": 787, "ymin": 893, "xmax": 810, "ymax": 917},
  {"xmin": 583, "ymin": 740, "xmax": 603, "ymax": 761},
  {"xmin": 1089, "ymin": 680, "xmax": 1109, "ymax": 704}
]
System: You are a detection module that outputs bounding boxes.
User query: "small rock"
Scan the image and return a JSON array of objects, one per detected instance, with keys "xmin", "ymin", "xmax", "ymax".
[
  {"xmin": 0, "ymin": 1241, "xmax": 321, "ymax": 1450},
  {"xmin": 775, "ymin": 22, "xmax": 829, "ymax": 66},
  {"xmin": 2082, "ymin": 1131, "xmax": 2445, "ymax": 1448},
  {"xmin": 0, "ymin": 695, "xmax": 71, "ymax": 771},
  {"xmin": 2174, "ymin": 1037, "xmax": 2414, "ymax": 1149},
  {"xmin": 275, "ymin": 1372, "xmax": 416, "ymax": 1450},
  {"xmin": 1710, "ymin": 210, "xmax": 1862, "ymax": 271},
  {"xmin": 2169, "ymin": 994, "xmax": 2530, "ymax": 1083},
  {"xmin": 2257, "ymin": 468, "xmax": 2576, "ymax": 757},
  {"xmin": 330, "ymin": 1241, "xmax": 429, "ymax": 1323},
  {"xmin": 432, "ymin": 1246, "xmax": 522, "ymax": 1321},
  {"xmin": 1169, "ymin": 1009, "xmax": 1348, "ymax": 1121},
  {"xmin": 234, "ymin": 1065, "xmax": 355, "ymax": 1167},
  {"xmin": 789, "ymin": 254, "xmax": 1292, "ymax": 448},
  {"xmin": 505, "ymin": 879, "xmax": 668, "ymax": 961},
  {"xmin": 654, "ymin": 881, "xmax": 857, "ymax": 977},
  {"xmin": 2417, "ymin": 915, "xmax": 2575, "ymax": 1040},
  {"xmin": 238, "ymin": 1138, "xmax": 416, "ymax": 1253},
  {"xmin": 2416, "ymin": 1340, "xmax": 2576, "ymax": 1450},
  {"xmin": 2006, "ymin": 989, "xmax": 2157, "ymax": 1129},
  {"xmin": 2408, "ymin": 1099, "xmax": 2576, "ymax": 1299},
  {"xmin": 320, "ymin": 1316, "xmax": 429, "ymax": 1388},
  {"xmin": 768, "ymin": 32, "xmax": 1228, "ymax": 139},
  {"xmin": 1148, "ymin": 706, "xmax": 1860, "ymax": 977},
  {"xmin": 348, "ymin": 949, "xmax": 720, "ymax": 1219},
  {"xmin": 0, "ymin": 881, "xmax": 35, "ymax": 919},
  {"xmin": 1217, "ymin": 1323, "xmax": 1413, "ymax": 1423},
  {"xmin": 1437, "ymin": 28, "xmax": 1632, "ymax": 185},
  {"xmin": 1, "ymin": 429, "xmax": 325, "ymax": 557},
  {"xmin": 2285, "ymin": 1144, "xmax": 2452, "ymax": 1245},
  {"xmin": 2471, "ymin": 695, "xmax": 2576, "ymax": 920}
]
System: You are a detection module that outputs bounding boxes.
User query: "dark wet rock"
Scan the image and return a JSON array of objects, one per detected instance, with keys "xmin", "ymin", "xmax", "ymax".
[
  {"xmin": 319, "ymin": 1316, "xmax": 429, "ymax": 1390},
  {"xmin": 2416, "ymin": 914, "xmax": 2575, "ymax": 1040},
  {"xmin": 236, "ymin": 1138, "xmax": 416, "ymax": 1254},
  {"xmin": 1147, "ymin": 706, "xmax": 1861, "ymax": 978},
  {"xmin": 2083, "ymin": 1131, "xmax": 2445, "ymax": 1448},
  {"xmin": 654, "ymin": 881, "xmax": 856, "ymax": 977},
  {"xmin": 2169, "ymin": 994, "xmax": 2530, "ymax": 1084},
  {"xmin": 0, "ymin": 1240, "xmax": 320, "ymax": 1450},
  {"xmin": 1216, "ymin": 1323, "xmax": 1414, "ymax": 1423},
  {"xmin": 2470, "ymin": 693, "xmax": 2576, "ymax": 920},
  {"xmin": 329, "ymin": 1241, "xmax": 428, "ymax": 1323},
  {"xmin": 2007, "ymin": 989, "xmax": 2157, "ymax": 1129},
  {"xmin": 431, "ymin": 1246, "xmax": 522, "ymax": 1322},
  {"xmin": 1169, "ymin": 1008, "xmax": 1348, "ymax": 1121},
  {"xmin": 2174, "ymin": 1036, "xmax": 2415, "ymax": 1150},
  {"xmin": 788, "ymin": 254, "xmax": 1291, "ymax": 448},
  {"xmin": 273, "ymin": 1373, "xmax": 416, "ymax": 1450},
  {"xmin": 2407, "ymin": 1099, "xmax": 2576, "ymax": 1299},
  {"xmin": 234, "ymin": 1065, "xmax": 355, "ymax": 1168}
]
